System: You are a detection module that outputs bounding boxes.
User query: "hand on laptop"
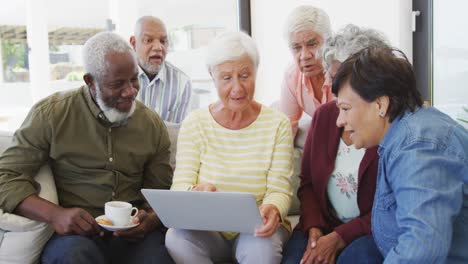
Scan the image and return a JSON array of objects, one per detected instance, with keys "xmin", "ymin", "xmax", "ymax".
[
  {"xmin": 255, "ymin": 204, "xmax": 280, "ymax": 237},
  {"xmin": 192, "ymin": 183, "xmax": 217, "ymax": 192}
]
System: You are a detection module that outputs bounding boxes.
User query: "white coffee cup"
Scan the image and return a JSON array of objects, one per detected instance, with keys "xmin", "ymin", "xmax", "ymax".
[{"xmin": 104, "ymin": 201, "xmax": 138, "ymax": 226}]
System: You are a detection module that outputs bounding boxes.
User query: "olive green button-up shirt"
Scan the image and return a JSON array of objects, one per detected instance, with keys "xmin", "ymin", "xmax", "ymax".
[{"xmin": 0, "ymin": 86, "xmax": 173, "ymax": 217}]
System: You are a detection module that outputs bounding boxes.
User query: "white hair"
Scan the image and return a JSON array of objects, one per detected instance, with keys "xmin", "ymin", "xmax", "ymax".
[
  {"xmin": 205, "ymin": 31, "xmax": 259, "ymax": 72},
  {"xmin": 284, "ymin": 5, "xmax": 332, "ymax": 42},
  {"xmin": 95, "ymin": 83, "xmax": 136, "ymax": 123},
  {"xmin": 321, "ymin": 24, "xmax": 390, "ymax": 72},
  {"xmin": 83, "ymin": 32, "xmax": 136, "ymax": 81}
]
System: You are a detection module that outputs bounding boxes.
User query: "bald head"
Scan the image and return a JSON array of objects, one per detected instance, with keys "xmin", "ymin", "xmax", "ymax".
[
  {"xmin": 134, "ymin": 16, "xmax": 166, "ymax": 37},
  {"xmin": 130, "ymin": 16, "xmax": 169, "ymax": 80}
]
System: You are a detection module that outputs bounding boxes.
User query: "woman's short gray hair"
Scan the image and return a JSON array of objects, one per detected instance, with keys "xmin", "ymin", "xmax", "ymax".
[
  {"xmin": 284, "ymin": 5, "xmax": 331, "ymax": 42},
  {"xmin": 322, "ymin": 24, "xmax": 390, "ymax": 72},
  {"xmin": 83, "ymin": 32, "xmax": 136, "ymax": 81},
  {"xmin": 206, "ymin": 31, "xmax": 259, "ymax": 72}
]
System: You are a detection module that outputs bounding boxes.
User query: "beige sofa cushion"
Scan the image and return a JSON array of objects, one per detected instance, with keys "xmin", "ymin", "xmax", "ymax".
[
  {"xmin": 0, "ymin": 131, "xmax": 12, "ymax": 154},
  {"xmin": 287, "ymin": 114, "xmax": 312, "ymax": 218},
  {"xmin": 0, "ymin": 222, "xmax": 54, "ymax": 264},
  {"xmin": 0, "ymin": 131, "xmax": 57, "ymax": 264},
  {"xmin": 0, "ymin": 165, "xmax": 58, "ymax": 231},
  {"xmin": 164, "ymin": 121, "xmax": 180, "ymax": 170},
  {"xmin": 288, "ymin": 148, "xmax": 303, "ymax": 216}
]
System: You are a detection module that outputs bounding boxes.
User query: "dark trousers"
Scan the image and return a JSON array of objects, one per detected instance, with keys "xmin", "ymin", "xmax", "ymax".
[
  {"xmin": 337, "ymin": 235, "xmax": 383, "ymax": 264},
  {"xmin": 41, "ymin": 228, "xmax": 174, "ymax": 264},
  {"xmin": 282, "ymin": 229, "xmax": 308, "ymax": 264},
  {"xmin": 282, "ymin": 230, "xmax": 383, "ymax": 264}
]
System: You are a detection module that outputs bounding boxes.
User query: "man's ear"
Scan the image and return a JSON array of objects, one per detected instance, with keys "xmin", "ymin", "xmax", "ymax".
[
  {"xmin": 83, "ymin": 73, "xmax": 97, "ymax": 93},
  {"xmin": 83, "ymin": 73, "xmax": 94, "ymax": 87},
  {"xmin": 129, "ymin": 36, "xmax": 136, "ymax": 50}
]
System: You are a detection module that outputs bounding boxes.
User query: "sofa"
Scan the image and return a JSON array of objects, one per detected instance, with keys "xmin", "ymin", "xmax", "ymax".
[
  {"xmin": 0, "ymin": 131, "xmax": 57, "ymax": 263},
  {"xmin": 0, "ymin": 117, "xmax": 310, "ymax": 263}
]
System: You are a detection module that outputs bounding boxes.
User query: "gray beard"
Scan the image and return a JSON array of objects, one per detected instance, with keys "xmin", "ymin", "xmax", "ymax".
[
  {"xmin": 95, "ymin": 84, "xmax": 136, "ymax": 123},
  {"xmin": 138, "ymin": 58, "xmax": 161, "ymax": 76}
]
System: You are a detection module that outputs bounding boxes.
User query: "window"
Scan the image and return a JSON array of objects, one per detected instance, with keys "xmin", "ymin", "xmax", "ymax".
[
  {"xmin": 433, "ymin": 0, "xmax": 468, "ymax": 127},
  {"xmin": 0, "ymin": 1, "xmax": 30, "ymax": 131},
  {"xmin": 48, "ymin": 27, "xmax": 104, "ymax": 93},
  {"xmin": 1, "ymin": 25, "xmax": 29, "ymax": 83},
  {"xmin": 149, "ymin": 0, "xmax": 239, "ymax": 109},
  {"xmin": 0, "ymin": 0, "xmax": 241, "ymax": 131},
  {"xmin": 413, "ymin": 0, "xmax": 468, "ymax": 127}
]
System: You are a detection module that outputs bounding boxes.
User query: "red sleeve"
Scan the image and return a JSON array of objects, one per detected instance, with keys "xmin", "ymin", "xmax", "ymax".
[
  {"xmin": 297, "ymin": 105, "xmax": 328, "ymax": 232},
  {"xmin": 334, "ymin": 211, "xmax": 372, "ymax": 244}
]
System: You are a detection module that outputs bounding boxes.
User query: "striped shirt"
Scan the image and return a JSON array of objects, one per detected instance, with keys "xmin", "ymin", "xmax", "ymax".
[
  {"xmin": 137, "ymin": 61, "xmax": 192, "ymax": 123},
  {"xmin": 171, "ymin": 106, "xmax": 294, "ymax": 239}
]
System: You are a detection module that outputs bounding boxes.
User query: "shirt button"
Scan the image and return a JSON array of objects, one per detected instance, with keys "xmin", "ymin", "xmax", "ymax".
[{"xmin": 109, "ymin": 157, "xmax": 113, "ymax": 162}]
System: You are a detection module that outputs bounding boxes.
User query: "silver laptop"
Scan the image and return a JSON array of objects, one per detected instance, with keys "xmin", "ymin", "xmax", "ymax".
[{"xmin": 141, "ymin": 189, "xmax": 263, "ymax": 233}]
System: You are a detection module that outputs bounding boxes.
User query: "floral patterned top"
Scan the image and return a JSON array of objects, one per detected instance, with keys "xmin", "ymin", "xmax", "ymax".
[{"xmin": 327, "ymin": 138, "xmax": 366, "ymax": 223}]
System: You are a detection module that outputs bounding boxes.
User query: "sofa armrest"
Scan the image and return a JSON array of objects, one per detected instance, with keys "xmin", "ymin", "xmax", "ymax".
[
  {"xmin": 0, "ymin": 164, "xmax": 58, "ymax": 231},
  {"xmin": 0, "ymin": 164, "xmax": 57, "ymax": 263}
]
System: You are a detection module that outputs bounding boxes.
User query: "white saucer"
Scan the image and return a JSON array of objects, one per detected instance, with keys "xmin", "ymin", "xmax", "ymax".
[{"xmin": 95, "ymin": 215, "xmax": 139, "ymax": 231}]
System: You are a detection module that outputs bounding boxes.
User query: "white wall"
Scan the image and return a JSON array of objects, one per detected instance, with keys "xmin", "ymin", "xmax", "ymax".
[
  {"xmin": 0, "ymin": 0, "xmax": 107, "ymax": 28},
  {"xmin": 251, "ymin": 0, "xmax": 413, "ymax": 105},
  {"xmin": 137, "ymin": 0, "xmax": 238, "ymax": 30}
]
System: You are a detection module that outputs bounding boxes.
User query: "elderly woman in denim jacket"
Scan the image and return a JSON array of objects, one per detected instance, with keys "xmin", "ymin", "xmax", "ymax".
[{"xmin": 333, "ymin": 46, "xmax": 468, "ymax": 263}]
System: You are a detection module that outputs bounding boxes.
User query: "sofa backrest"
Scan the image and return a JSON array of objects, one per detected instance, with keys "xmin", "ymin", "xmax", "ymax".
[
  {"xmin": 164, "ymin": 122, "xmax": 180, "ymax": 170},
  {"xmin": 0, "ymin": 131, "xmax": 13, "ymax": 154}
]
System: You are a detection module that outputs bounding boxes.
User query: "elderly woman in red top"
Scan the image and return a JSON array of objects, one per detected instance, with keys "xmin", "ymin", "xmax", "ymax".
[{"xmin": 282, "ymin": 25, "xmax": 390, "ymax": 264}]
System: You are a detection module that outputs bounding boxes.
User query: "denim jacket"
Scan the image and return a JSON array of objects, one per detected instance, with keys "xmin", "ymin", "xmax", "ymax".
[{"xmin": 372, "ymin": 107, "xmax": 468, "ymax": 263}]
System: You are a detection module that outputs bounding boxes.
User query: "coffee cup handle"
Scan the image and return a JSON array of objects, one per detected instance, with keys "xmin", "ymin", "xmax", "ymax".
[{"xmin": 131, "ymin": 207, "xmax": 139, "ymax": 218}]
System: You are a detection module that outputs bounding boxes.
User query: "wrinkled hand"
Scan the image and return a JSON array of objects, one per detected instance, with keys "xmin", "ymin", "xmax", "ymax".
[
  {"xmin": 113, "ymin": 209, "xmax": 160, "ymax": 242},
  {"xmin": 301, "ymin": 228, "xmax": 323, "ymax": 264},
  {"xmin": 192, "ymin": 183, "xmax": 217, "ymax": 192},
  {"xmin": 255, "ymin": 204, "xmax": 280, "ymax": 237},
  {"xmin": 302, "ymin": 231, "xmax": 346, "ymax": 264},
  {"xmin": 50, "ymin": 207, "xmax": 100, "ymax": 236}
]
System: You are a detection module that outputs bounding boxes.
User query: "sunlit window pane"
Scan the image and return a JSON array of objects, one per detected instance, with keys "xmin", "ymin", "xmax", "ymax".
[
  {"xmin": 48, "ymin": 27, "xmax": 104, "ymax": 93},
  {"xmin": 433, "ymin": 0, "xmax": 468, "ymax": 127},
  {"xmin": 0, "ymin": 0, "xmax": 239, "ymax": 131}
]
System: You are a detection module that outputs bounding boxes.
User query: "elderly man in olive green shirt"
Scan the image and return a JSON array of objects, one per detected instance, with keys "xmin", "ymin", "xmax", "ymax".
[{"xmin": 0, "ymin": 32, "xmax": 174, "ymax": 263}]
